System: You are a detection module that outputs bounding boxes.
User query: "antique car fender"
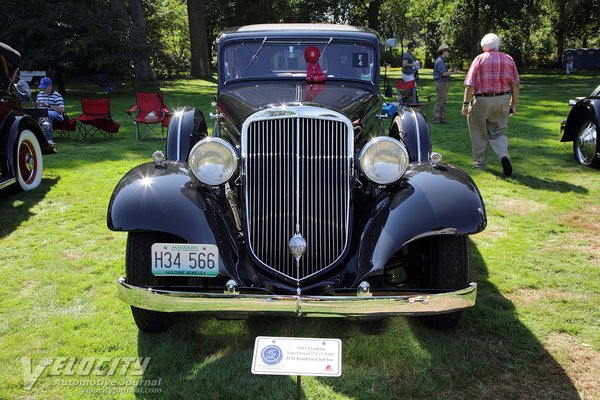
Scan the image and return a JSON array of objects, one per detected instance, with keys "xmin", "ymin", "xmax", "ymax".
[
  {"xmin": 389, "ymin": 108, "xmax": 431, "ymax": 162},
  {"xmin": 560, "ymin": 97, "xmax": 600, "ymax": 142},
  {"xmin": 165, "ymin": 107, "xmax": 208, "ymax": 162},
  {"xmin": 365, "ymin": 163, "xmax": 487, "ymax": 274},
  {"xmin": 108, "ymin": 161, "xmax": 225, "ymax": 241}
]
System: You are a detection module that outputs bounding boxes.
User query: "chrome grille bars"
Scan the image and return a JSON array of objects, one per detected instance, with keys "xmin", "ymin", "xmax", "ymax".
[{"xmin": 242, "ymin": 107, "xmax": 353, "ymax": 281}]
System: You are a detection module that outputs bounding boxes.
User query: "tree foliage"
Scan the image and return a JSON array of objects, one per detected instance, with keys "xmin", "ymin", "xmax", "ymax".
[{"xmin": 1, "ymin": 0, "xmax": 599, "ymax": 80}]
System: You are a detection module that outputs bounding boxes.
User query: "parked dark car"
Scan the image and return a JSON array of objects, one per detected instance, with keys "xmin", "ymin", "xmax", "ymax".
[
  {"xmin": 108, "ymin": 24, "xmax": 487, "ymax": 333},
  {"xmin": 0, "ymin": 42, "xmax": 54, "ymax": 192},
  {"xmin": 560, "ymin": 84, "xmax": 600, "ymax": 168}
]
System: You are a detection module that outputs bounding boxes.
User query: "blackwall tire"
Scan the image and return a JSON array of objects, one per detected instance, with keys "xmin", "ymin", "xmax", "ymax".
[
  {"xmin": 420, "ymin": 236, "xmax": 469, "ymax": 329},
  {"xmin": 126, "ymin": 231, "xmax": 184, "ymax": 333},
  {"xmin": 572, "ymin": 118, "xmax": 600, "ymax": 169},
  {"xmin": 16, "ymin": 130, "xmax": 43, "ymax": 191}
]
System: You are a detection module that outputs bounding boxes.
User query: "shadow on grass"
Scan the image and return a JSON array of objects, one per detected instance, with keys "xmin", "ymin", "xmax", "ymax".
[
  {"xmin": 489, "ymin": 170, "xmax": 588, "ymax": 194},
  {"xmin": 133, "ymin": 242, "xmax": 579, "ymax": 400},
  {"xmin": 0, "ymin": 177, "xmax": 59, "ymax": 238}
]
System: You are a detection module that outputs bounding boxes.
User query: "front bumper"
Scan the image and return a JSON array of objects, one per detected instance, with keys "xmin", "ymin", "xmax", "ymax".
[{"xmin": 117, "ymin": 278, "xmax": 477, "ymax": 317}]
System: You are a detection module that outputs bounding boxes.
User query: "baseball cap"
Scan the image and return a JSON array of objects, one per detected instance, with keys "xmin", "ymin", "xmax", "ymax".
[
  {"xmin": 38, "ymin": 77, "xmax": 52, "ymax": 89},
  {"xmin": 438, "ymin": 44, "xmax": 450, "ymax": 52}
]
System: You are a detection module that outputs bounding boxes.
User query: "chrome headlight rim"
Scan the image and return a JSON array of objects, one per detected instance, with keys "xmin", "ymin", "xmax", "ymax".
[
  {"xmin": 359, "ymin": 136, "xmax": 409, "ymax": 185},
  {"xmin": 189, "ymin": 137, "xmax": 238, "ymax": 186}
]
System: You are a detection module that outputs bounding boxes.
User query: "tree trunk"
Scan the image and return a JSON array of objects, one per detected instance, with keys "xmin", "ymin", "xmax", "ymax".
[
  {"xmin": 128, "ymin": 0, "xmax": 155, "ymax": 81},
  {"xmin": 470, "ymin": 0, "xmax": 480, "ymax": 59},
  {"xmin": 187, "ymin": 0, "xmax": 211, "ymax": 78},
  {"xmin": 110, "ymin": 0, "xmax": 128, "ymax": 17},
  {"xmin": 556, "ymin": 0, "xmax": 566, "ymax": 63},
  {"xmin": 367, "ymin": 0, "xmax": 382, "ymax": 32}
]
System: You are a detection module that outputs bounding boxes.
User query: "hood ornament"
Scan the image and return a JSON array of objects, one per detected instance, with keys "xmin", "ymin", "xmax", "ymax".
[{"xmin": 288, "ymin": 233, "xmax": 307, "ymax": 259}]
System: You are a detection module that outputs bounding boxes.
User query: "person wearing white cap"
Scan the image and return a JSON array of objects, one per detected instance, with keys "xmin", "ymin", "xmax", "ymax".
[{"xmin": 432, "ymin": 44, "xmax": 459, "ymax": 124}]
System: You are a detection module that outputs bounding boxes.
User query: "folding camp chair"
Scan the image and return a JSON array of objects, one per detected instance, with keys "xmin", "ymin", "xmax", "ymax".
[
  {"xmin": 53, "ymin": 112, "xmax": 77, "ymax": 139},
  {"xmin": 396, "ymin": 80, "xmax": 417, "ymax": 104},
  {"xmin": 126, "ymin": 92, "xmax": 171, "ymax": 140},
  {"xmin": 74, "ymin": 97, "xmax": 119, "ymax": 140},
  {"xmin": 395, "ymin": 80, "xmax": 432, "ymax": 114}
]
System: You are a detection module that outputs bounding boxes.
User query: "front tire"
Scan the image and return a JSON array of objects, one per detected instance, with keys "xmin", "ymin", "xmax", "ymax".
[
  {"xmin": 126, "ymin": 231, "xmax": 184, "ymax": 333},
  {"xmin": 15, "ymin": 130, "xmax": 43, "ymax": 191},
  {"xmin": 573, "ymin": 118, "xmax": 600, "ymax": 168},
  {"xmin": 420, "ymin": 236, "xmax": 469, "ymax": 329}
]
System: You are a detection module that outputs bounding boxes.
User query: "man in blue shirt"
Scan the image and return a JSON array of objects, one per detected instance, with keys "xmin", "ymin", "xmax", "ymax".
[
  {"xmin": 432, "ymin": 44, "xmax": 459, "ymax": 124},
  {"xmin": 36, "ymin": 77, "xmax": 64, "ymax": 145},
  {"xmin": 401, "ymin": 41, "xmax": 420, "ymax": 101}
]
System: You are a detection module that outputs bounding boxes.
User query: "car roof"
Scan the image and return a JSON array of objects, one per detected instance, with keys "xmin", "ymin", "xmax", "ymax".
[
  {"xmin": 217, "ymin": 24, "xmax": 380, "ymax": 45},
  {"xmin": 0, "ymin": 42, "xmax": 21, "ymax": 68}
]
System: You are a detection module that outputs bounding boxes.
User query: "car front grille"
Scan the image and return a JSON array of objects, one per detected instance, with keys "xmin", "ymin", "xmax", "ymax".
[{"xmin": 242, "ymin": 107, "xmax": 353, "ymax": 281}]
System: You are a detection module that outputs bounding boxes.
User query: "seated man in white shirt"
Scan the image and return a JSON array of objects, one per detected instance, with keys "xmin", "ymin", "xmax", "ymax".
[{"xmin": 35, "ymin": 77, "xmax": 64, "ymax": 145}]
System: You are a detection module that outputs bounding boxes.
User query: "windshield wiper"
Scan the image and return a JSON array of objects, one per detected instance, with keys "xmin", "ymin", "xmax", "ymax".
[
  {"xmin": 246, "ymin": 37, "xmax": 267, "ymax": 69},
  {"xmin": 317, "ymin": 37, "xmax": 333, "ymax": 63}
]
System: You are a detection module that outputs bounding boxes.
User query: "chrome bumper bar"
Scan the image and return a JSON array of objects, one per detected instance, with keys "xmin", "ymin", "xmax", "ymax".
[{"xmin": 118, "ymin": 278, "xmax": 477, "ymax": 317}]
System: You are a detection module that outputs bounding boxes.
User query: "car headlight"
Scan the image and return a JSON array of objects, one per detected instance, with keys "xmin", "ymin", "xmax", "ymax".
[
  {"xmin": 189, "ymin": 138, "xmax": 238, "ymax": 185},
  {"xmin": 359, "ymin": 137, "xmax": 409, "ymax": 184}
]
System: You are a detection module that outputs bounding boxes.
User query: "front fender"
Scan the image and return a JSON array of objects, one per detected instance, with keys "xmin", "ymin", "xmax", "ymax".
[
  {"xmin": 390, "ymin": 108, "xmax": 431, "ymax": 162},
  {"xmin": 560, "ymin": 99, "xmax": 600, "ymax": 142},
  {"xmin": 366, "ymin": 163, "xmax": 486, "ymax": 273},
  {"xmin": 107, "ymin": 161, "xmax": 226, "ymax": 245},
  {"xmin": 166, "ymin": 107, "xmax": 208, "ymax": 162}
]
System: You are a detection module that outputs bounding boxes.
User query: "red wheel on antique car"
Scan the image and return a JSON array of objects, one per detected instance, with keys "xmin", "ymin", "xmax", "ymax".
[
  {"xmin": 126, "ymin": 231, "xmax": 184, "ymax": 333},
  {"xmin": 16, "ymin": 129, "xmax": 43, "ymax": 191},
  {"xmin": 420, "ymin": 236, "xmax": 469, "ymax": 329},
  {"xmin": 573, "ymin": 118, "xmax": 600, "ymax": 169}
]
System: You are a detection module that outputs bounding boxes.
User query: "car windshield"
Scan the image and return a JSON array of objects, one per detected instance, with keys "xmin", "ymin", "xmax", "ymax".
[{"xmin": 221, "ymin": 39, "xmax": 376, "ymax": 85}]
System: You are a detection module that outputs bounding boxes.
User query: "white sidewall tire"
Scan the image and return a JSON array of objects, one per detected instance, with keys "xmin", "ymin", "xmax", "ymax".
[{"xmin": 16, "ymin": 129, "xmax": 43, "ymax": 191}]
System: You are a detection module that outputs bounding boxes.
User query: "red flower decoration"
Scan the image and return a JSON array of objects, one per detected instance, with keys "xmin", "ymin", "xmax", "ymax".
[{"xmin": 304, "ymin": 46, "xmax": 321, "ymax": 63}]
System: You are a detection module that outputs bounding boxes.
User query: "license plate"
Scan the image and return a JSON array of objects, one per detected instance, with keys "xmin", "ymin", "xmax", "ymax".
[{"xmin": 151, "ymin": 243, "xmax": 219, "ymax": 277}]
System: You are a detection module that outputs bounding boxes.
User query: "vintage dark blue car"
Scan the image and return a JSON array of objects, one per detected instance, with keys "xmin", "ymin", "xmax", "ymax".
[
  {"xmin": 560, "ymin": 84, "xmax": 600, "ymax": 168},
  {"xmin": 108, "ymin": 24, "xmax": 487, "ymax": 332},
  {"xmin": 0, "ymin": 42, "xmax": 53, "ymax": 192}
]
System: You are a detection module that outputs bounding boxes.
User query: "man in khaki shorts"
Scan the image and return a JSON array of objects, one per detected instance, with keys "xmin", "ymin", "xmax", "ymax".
[{"xmin": 462, "ymin": 33, "xmax": 520, "ymax": 176}]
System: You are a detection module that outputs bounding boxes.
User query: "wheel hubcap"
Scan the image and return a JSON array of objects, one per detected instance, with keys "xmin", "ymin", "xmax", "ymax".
[
  {"xmin": 18, "ymin": 139, "xmax": 37, "ymax": 184},
  {"xmin": 575, "ymin": 122, "xmax": 597, "ymax": 165}
]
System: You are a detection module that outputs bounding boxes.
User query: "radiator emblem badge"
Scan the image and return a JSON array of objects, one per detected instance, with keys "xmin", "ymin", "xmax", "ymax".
[{"xmin": 288, "ymin": 234, "xmax": 307, "ymax": 259}]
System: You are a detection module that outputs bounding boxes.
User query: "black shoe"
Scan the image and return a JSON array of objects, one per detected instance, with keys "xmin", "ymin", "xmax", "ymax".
[{"xmin": 501, "ymin": 157, "xmax": 512, "ymax": 176}]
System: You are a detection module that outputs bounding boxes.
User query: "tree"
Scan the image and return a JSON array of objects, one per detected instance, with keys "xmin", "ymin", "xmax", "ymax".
[
  {"xmin": 187, "ymin": 0, "xmax": 211, "ymax": 78},
  {"xmin": 127, "ymin": 0, "xmax": 155, "ymax": 81},
  {"xmin": 145, "ymin": 0, "xmax": 192, "ymax": 78}
]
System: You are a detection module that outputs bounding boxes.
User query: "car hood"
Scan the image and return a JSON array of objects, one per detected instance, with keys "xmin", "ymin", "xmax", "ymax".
[{"xmin": 217, "ymin": 81, "xmax": 379, "ymax": 131}]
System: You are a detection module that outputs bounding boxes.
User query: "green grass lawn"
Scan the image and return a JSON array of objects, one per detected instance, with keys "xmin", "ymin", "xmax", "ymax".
[{"xmin": 1, "ymin": 71, "xmax": 598, "ymax": 400}]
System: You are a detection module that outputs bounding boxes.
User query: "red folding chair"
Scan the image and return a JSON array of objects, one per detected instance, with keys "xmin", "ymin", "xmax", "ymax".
[
  {"xmin": 395, "ymin": 80, "xmax": 417, "ymax": 104},
  {"xmin": 126, "ymin": 92, "xmax": 171, "ymax": 140},
  {"xmin": 395, "ymin": 80, "xmax": 432, "ymax": 113},
  {"xmin": 74, "ymin": 97, "xmax": 119, "ymax": 140},
  {"xmin": 53, "ymin": 112, "xmax": 77, "ymax": 139}
]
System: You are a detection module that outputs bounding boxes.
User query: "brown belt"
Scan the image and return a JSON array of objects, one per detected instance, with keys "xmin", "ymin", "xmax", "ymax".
[{"xmin": 475, "ymin": 91, "xmax": 510, "ymax": 97}]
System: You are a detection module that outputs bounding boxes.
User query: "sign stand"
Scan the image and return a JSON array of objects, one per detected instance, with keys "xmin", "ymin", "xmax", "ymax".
[{"xmin": 251, "ymin": 336, "xmax": 342, "ymax": 399}]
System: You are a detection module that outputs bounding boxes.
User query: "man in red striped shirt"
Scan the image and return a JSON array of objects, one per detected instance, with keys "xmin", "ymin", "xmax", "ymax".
[{"xmin": 462, "ymin": 33, "xmax": 520, "ymax": 176}]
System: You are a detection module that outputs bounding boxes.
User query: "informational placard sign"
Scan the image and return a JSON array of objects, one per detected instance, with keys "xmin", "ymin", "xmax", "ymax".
[{"xmin": 251, "ymin": 337, "xmax": 342, "ymax": 377}]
